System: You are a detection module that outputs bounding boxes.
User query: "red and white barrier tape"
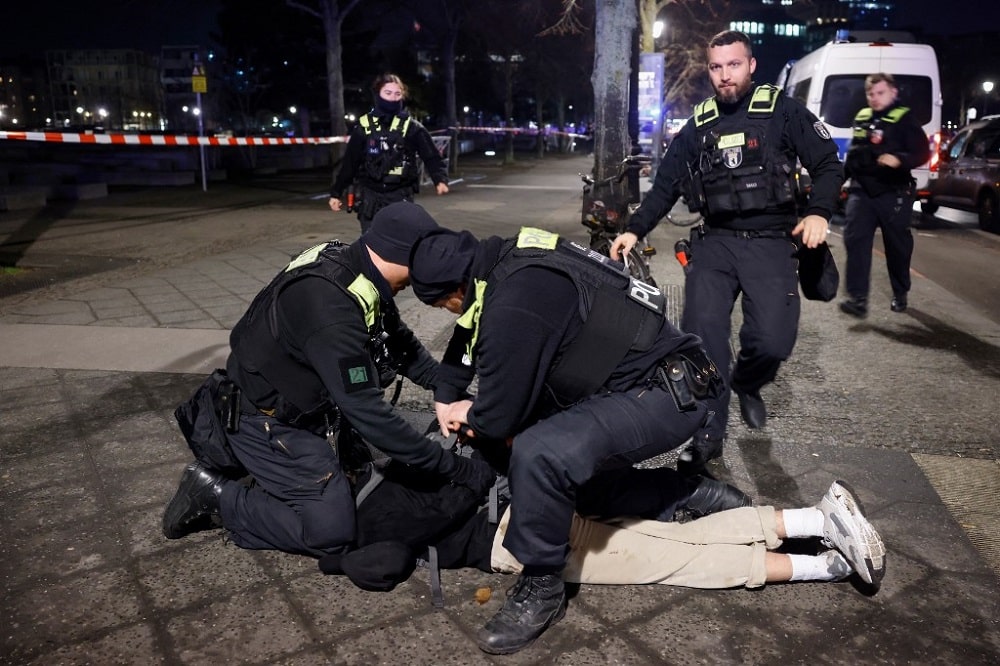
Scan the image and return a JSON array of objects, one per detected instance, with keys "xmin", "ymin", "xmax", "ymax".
[
  {"xmin": 0, "ymin": 131, "xmax": 349, "ymax": 146},
  {"xmin": 0, "ymin": 125, "xmax": 588, "ymax": 146}
]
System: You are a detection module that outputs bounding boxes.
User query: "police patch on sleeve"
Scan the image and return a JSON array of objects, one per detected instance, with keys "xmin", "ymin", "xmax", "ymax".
[
  {"xmin": 813, "ymin": 121, "xmax": 832, "ymax": 141},
  {"xmin": 339, "ymin": 355, "xmax": 376, "ymax": 393}
]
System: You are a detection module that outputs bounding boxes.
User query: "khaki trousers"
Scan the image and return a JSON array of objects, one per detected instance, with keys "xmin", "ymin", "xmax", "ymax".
[{"xmin": 491, "ymin": 506, "xmax": 780, "ymax": 589}]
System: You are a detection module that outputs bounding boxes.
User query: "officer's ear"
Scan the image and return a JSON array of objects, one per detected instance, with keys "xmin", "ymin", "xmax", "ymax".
[{"xmin": 748, "ymin": 56, "xmax": 757, "ymax": 75}]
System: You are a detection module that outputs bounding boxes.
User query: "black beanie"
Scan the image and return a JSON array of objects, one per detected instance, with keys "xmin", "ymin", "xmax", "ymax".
[
  {"xmin": 318, "ymin": 541, "xmax": 416, "ymax": 591},
  {"xmin": 363, "ymin": 202, "xmax": 442, "ymax": 265},
  {"xmin": 409, "ymin": 230, "xmax": 479, "ymax": 304}
]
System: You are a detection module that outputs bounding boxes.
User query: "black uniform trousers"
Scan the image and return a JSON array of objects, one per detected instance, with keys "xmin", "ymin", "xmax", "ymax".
[
  {"xmin": 503, "ymin": 383, "xmax": 709, "ymax": 570},
  {"xmin": 218, "ymin": 412, "xmax": 355, "ymax": 557},
  {"xmin": 843, "ymin": 188, "xmax": 914, "ymax": 300},
  {"xmin": 356, "ymin": 185, "xmax": 413, "ymax": 233},
  {"xmin": 681, "ymin": 233, "xmax": 800, "ymax": 440}
]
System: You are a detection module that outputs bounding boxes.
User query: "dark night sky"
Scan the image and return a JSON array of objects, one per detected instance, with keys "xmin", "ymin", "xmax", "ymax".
[
  {"xmin": 1, "ymin": 0, "xmax": 997, "ymax": 59},
  {"xmin": 2, "ymin": 0, "xmax": 221, "ymax": 57}
]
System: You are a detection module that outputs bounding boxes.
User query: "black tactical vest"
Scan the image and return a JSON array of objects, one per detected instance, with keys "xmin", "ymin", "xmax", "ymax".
[
  {"xmin": 460, "ymin": 227, "xmax": 667, "ymax": 405},
  {"xmin": 230, "ymin": 242, "xmax": 394, "ymax": 423},
  {"xmin": 359, "ymin": 112, "xmax": 418, "ymax": 185},
  {"xmin": 686, "ymin": 84, "xmax": 797, "ymax": 218}
]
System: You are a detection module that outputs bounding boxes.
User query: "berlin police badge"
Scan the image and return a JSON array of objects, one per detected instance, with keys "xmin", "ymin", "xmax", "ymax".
[{"xmin": 813, "ymin": 121, "xmax": 832, "ymax": 140}]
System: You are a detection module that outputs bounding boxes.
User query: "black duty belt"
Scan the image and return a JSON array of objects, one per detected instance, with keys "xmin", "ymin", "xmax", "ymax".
[
  {"xmin": 701, "ymin": 227, "xmax": 790, "ymax": 239},
  {"xmin": 653, "ymin": 348, "xmax": 723, "ymax": 412}
]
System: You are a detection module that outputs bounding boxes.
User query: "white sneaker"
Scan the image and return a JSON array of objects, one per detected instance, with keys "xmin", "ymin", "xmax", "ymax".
[
  {"xmin": 819, "ymin": 550, "xmax": 853, "ymax": 581},
  {"xmin": 817, "ymin": 481, "xmax": 886, "ymax": 589}
]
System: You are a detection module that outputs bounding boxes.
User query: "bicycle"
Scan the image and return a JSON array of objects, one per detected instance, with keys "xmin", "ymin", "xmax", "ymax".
[{"xmin": 580, "ymin": 154, "xmax": 658, "ymax": 286}]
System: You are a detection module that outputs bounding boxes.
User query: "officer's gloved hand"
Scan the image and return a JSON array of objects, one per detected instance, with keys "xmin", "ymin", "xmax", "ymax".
[{"xmin": 441, "ymin": 451, "xmax": 495, "ymax": 497}]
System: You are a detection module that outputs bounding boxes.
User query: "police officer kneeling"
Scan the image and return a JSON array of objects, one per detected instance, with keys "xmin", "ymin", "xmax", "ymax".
[
  {"xmin": 408, "ymin": 226, "xmax": 751, "ymax": 654},
  {"xmin": 162, "ymin": 202, "xmax": 493, "ymax": 557}
]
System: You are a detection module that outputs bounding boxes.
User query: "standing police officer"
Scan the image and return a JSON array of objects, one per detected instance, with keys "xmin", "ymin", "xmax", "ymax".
[
  {"xmin": 612, "ymin": 30, "xmax": 843, "ymax": 473},
  {"xmin": 162, "ymin": 202, "xmax": 493, "ymax": 557},
  {"xmin": 328, "ymin": 74, "xmax": 449, "ymax": 233},
  {"xmin": 840, "ymin": 73, "xmax": 930, "ymax": 317},
  {"xmin": 407, "ymin": 226, "xmax": 750, "ymax": 654}
]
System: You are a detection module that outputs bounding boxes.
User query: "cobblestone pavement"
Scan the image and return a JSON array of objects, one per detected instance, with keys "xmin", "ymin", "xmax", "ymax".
[{"xmin": 1, "ymin": 153, "xmax": 998, "ymax": 664}]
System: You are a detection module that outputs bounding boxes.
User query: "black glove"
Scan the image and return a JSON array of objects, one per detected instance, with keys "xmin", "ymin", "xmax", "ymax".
[{"xmin": 441, "ymin": 452, "xmax": 495, "ymax": 497}]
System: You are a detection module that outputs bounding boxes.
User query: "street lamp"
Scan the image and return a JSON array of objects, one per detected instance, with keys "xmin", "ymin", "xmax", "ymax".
[{"xmin": 983, "ymin": 81, "xmax": 995, "ymax": 117}]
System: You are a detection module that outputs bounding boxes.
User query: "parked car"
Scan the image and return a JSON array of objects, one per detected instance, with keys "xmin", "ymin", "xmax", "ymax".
[{"xmin": 924, "ymin": 116, "xmax": 1000, "ymax": 232}]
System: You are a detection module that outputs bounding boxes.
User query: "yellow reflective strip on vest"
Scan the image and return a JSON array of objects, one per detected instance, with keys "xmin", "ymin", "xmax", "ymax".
[
  {"xmin": 694, "ymin": 98, "xmax": 719, "ymax": 127},
  {"xmin": 748, "ymin": 85, "xmax": 779, "ymax": 115},
  {"xmin": 884, "ymin": 107, "xmax": 909, "ymax": 123},
  {"xmin": 516, "ymin": 227, "xmax": 559, "ymax": 250},
  {"xmin": 346, "ymin": 274, "xmax": 380, "ymax": 329},
  {"xmin": 717, "ymin": 133, "xmax": 746, "ymax": 149},
  {"xmin": 456, "ymin": 278, "xmax": 487, "ymax": 359},
  {"xmin": 284, "ymin": 242, "xmax": 330, "ymax": 272},
  {"xmin": 855, "ymin": 108, "xmax": 874, "ymax": 123}
]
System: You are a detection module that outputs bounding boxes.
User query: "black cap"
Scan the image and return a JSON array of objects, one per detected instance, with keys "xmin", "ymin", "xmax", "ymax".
[
  {"xmin": 362, "ymin": 202, "xmax": 441, "ymax": 265},
  {"xmin": 317, "ymin": 541, "xmax": 416, "ymax": 592},
  {"xmin": 409, "ymin": 230, "xmax": 479, "ymax": 304}
]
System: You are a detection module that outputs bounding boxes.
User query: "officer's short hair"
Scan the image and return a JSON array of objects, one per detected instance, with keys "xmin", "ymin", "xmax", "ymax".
[
  {"xmin": 708, "ymin": 30, "xmax": 753, "ymax": 57},
  {"xmin": 865, "ymin": 73, "xmax": 897, "ymax": 91},
  {"xmin": 372, "ymin": 73, "xmax": 408, "ymax": 99}
]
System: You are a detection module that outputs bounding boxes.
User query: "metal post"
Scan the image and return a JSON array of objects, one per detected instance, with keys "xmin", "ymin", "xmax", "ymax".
[{"xmin": 197, "ymin": 91, "xmax": 207, "ymax": 192}]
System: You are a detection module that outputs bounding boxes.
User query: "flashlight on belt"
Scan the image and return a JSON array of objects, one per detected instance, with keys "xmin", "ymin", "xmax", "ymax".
[{"xmin": 674, "ymin": 239, "xmax": 692, "ymax": 270}]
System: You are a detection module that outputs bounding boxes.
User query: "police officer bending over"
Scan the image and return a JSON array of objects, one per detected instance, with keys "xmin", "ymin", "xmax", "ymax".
[
  {"xmin": 408, "ymin": 225, "xmax": 751, "ymax": 654},
  {"xmin": 328, "ymin": 73, "xmax": 449, "ymax": 233},
  {"xmin": 612, "ymin": 30, "xmax": 843, "ymax": 473},
  {"xmin": 162, "ymin": 202, "xmax": 493, "ymax": 557},
  {"xmin": 839, "ymin": 72, "xmax": 930, "ymax": 318}
]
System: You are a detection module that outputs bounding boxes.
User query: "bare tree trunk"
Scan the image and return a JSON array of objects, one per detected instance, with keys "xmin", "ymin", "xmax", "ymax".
[
  {"xmin": 504, "ymin": 57, "xmax": 515, "ymax": 164},
  {"xmin": 441, "ymin": 29, "xmax": 460, "ymax": 173},
  {"xmin": 535, "ymin": 96, "xmax": 546, "ymax": 159},
  {"xmin": 320, "ymin": 1, "xmax": 346, "ymax": 140},
  {"xmin": 592, "ymin": 0, "xmax": 636, "ymax": 186}
]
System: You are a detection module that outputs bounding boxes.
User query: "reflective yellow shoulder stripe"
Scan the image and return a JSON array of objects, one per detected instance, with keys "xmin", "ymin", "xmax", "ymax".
[
  {"xmin": 389, "ymin": 115, "xmax": 411, "ymax": 134},
  {"xmin": 284, "ymin": 242, "xmax": 330, "ymax": 272},
  {"xmin": 359, "ymin": 114, "xmax": 373, "ymax": 134},
  {"xmin": 855, "ymin": 108, "xmax": 874, "ymax": 123},
  {"xmin": 694, "ymin": 98, "xmax": 719, "ymax": 127},
  {"xmin": 346, "ymin": 274, "xmax": 380, "ymax": 329},
  {"xmin": 884, "ymin": 107, "xmax": 910, "ymax": 123},
  {"xmin": 516, "ymin": 226, "xmax": 559, "ymax": 249},
  {"xmin": 748, "ymin": 84, "xmax": 779, "ymax": 115},
  {"xmin": 456, "ymin": 278, "xmax": 487, "ymax": 359}
]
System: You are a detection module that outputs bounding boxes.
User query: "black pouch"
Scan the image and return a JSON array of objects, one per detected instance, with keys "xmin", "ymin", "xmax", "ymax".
[
  {"xmin": 174, "ymin": 369, "xmax": 247, "ymax": 477},
  {"xmin": 797, "ymin": 241, "xmax": 840, "ymax": 302}
]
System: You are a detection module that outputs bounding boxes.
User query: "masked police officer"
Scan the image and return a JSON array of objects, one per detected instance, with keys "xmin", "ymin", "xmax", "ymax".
[
  {"xmin": 407, "ymin": 225, "xmax": 750, "ymax": 654},
  {"xmin": 328, "ymin": 73, "xmax": 449, "ymax": 232},
  {"xmin": 840, "ymin": 73, "xmax": 930, "ymax": 318},
  {"xmin": 612, "ymin": 30, "xmax": 843, "ymax": 473},
  {"xmin": 162, "ymin": 202, "xmax": 493, "ymax": 557}
]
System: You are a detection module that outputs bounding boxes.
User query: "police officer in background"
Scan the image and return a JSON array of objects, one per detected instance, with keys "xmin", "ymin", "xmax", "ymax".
[
  {"xmin": 839, "ymin": 73, "xmax": 930, "ymax": 318},
  {"xmin": 328, "ymin": 73, "xmax": 449, "ymax": 233},
  {"xmin": 407, "ymin": 225, "xmax": 751, "ymax": 654},
  {"xmin": 162, "ymin": 202, "xmax": 493, "ymax": 557},
  {"xmin": 611, "ymin": 30, "xmax": 843, "ymax": 473}
]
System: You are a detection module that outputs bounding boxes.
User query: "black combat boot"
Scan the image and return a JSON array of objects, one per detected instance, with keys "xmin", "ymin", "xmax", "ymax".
[
  {"xmin": 477, "ymin": 573, "xmax": 567, "ymax": 655},
  {"xmin": 162, "ymin": 461, "xmax": 226, "ymax": 539},
  {"xmin": 675, "ymin": 475, "xmax": 754, "ymax": 522},
  {"xmin": 733, "ymin": 385, "xmax": 767, "ymax": 429}
]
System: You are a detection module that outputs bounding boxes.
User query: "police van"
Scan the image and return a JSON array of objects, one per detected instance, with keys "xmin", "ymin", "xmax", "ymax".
[{"xmin": 778, "ymin": 32, "xmax": 942, "ymax": 202}]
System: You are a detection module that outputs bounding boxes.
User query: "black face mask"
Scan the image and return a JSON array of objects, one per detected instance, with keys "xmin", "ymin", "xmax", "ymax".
[{"xmin": 375, "ymin": 98, "xmax": 403, "ymax": 115}]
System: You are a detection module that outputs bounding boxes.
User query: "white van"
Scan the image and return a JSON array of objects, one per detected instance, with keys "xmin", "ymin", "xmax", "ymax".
[{"xmin": 779, "ymin": 35, "xmax": 942, "ymax": 199}]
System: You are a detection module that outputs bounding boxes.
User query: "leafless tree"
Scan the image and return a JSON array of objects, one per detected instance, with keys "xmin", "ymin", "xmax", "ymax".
[{"xmin": 286, "ymin": 0, "xmax": 363, "ymax": 143}]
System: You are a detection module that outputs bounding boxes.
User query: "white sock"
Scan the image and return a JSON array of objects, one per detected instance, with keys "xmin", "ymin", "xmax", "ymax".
[
  {"xmin": 782, "ymin": 507, "xmax": 825, "ymax": 539},
  {"xmin": 788, "ymin": 553, "xmax": 842, "ymax": 582}
]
